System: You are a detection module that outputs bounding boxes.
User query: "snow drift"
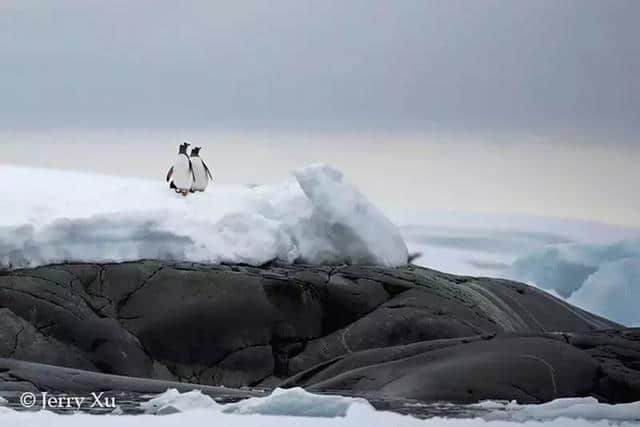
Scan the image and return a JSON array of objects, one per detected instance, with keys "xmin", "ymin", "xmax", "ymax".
[{"xmin": 0, "ymin": 165, "xmax": 408, "ymax": 269}]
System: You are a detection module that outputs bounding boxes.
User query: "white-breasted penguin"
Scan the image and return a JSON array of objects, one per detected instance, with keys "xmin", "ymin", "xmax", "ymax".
[
  {"xmin": 189, "ymin": 146, "xmax": 213, "ymax": 192},
  {"xmin": 166, "ymin": 142, "xmax": 195, "ymax": 196}
]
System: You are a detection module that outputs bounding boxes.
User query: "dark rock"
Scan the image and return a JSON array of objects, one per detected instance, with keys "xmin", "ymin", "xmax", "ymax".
[
  {"xmin": 0, "ymin": 357, "xmax": 262, "ymax": 398},
  {"xmin": 0, "ymin": 261, "xmax": 637, "ymax": 403},
  {"xmin": 280, "ymin": 329, "xmax": 640, "ymax": 403},
  {"xmin": 293, "ymin": 334, "xmax": 600, "ymax": 403}
]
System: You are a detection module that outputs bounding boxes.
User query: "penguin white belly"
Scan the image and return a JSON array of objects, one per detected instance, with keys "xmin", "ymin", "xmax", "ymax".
[
  {"xmin": 171, "ymin": 155, "xmax": 193, "ymax": 191},
  {"xmin": 191, "ymin": 158, "xmax": 209, "ymax": 192}
]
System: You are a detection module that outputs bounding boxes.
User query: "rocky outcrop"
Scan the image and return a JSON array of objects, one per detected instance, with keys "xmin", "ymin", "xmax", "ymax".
[
  {"xmin": 0, "ymin": 261, "xmax": 638, "ymax": 403},
  {"xmin": 285, "ymin": 329, "xmax": 640, "ymax": 404},
  {"xmin": 0, "ymin": 357, "xmax": 262, "ymax": 399}
]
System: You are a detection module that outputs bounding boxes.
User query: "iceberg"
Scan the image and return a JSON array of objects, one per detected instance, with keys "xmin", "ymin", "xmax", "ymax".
[{"xmin": 507, "ymin": 239, "xmax": 640, "ymax": 325}]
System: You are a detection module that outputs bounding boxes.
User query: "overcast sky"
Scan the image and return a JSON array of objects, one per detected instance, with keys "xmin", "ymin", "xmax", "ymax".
[
  {"xmin": 1, "ymin": 1, "xmax": 639, "ymax": 226},
  {"xmin": 2, "ymin": 0, "xmax": 639, "ymax": 133}
]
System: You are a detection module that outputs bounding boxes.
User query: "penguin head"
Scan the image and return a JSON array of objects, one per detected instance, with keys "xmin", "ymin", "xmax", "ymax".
[
  {"xmin": 178, "ymin": 142, "xmax": 190, "ymax": 154},
  {"xmin": 190, "ymin": 147, "xmax": 201, "ymax": 157}
]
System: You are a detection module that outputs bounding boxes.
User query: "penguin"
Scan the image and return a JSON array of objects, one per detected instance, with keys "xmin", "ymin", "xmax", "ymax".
[
  {"xmin": 166, "ymin": 142, "xmax": 195, "ymax": 196},
  {"xmin": 189, "ymin": 146, "xmax": 214, "ymax": 192}
]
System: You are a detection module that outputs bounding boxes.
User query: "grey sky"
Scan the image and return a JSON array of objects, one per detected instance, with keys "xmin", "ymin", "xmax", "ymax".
[
  {"xmin": 1, "ymin": 1, "xmax": 639, "ymax": 227},
  {"xmin": 1, "ymin": 0, "xmax": 639, "ymax": 134}
]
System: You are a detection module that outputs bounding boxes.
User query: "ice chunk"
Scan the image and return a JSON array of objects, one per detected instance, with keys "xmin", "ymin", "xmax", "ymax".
[
  {"xmin": 293, "ymin": 164, "xmax": 408, "ymax": 266},
  {"xmin": 222, "ymin": 387, "xmax": 374, "ymax": 417},
  {"xmin": 141, "ymin": 389, "xmax": 219, "ymax": 414}
]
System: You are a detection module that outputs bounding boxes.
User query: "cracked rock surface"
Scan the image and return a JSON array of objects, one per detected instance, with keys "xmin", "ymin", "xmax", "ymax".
[{"xmin": 0, "ymin": 261, "xmax": 638, "ymax": 403}]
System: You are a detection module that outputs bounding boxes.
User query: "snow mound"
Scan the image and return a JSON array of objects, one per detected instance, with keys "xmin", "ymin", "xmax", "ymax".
[
  {"xmin": 141, "ymin": 389, "xmax": 220, "ymax": 415},
  {"xmin": 0, "ymin": 165, "xmax": 408, "ymax": 269},
  {"xmin": 293, "ymin": 164, "xmax": 408, "ymax": 267},
  {"xmin": 483, "ymin": 397, "xmax": 640, "ymax": 423},
  {"xmin": 507, "ymin": 239, "xmax": 640, "ymax": 325}
]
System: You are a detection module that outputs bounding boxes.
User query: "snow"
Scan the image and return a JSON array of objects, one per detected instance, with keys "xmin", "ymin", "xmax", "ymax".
[
  {"xmin": 1, "ymin": 389, "xmax": 640, "ymax": 425},
  {"xmin": 0, "ymin": 164, "xmax": 408, "ymax": 269},
  {"xmin": 2, "ymin": 411, "xmax": 637, "ymax": 427},
  {"xmin": 293, "ymin": 165, "xmax": 408, "ymax": 266},
  {"xmin": 141, "ymin": 389, "xmax": 221, "ymax": 415}
]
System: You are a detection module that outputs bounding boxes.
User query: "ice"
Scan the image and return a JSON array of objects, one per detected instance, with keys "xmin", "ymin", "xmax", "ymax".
[
  {"xmin": 138, "ymin": 390, "xmax": 640, "ymax": 423},
  {"xmin": 483, "ymin": 397, "xmax": 640, "ymax": 423},
  {"xmin": 2, "ymin": 389, "xmax": 640, "ymax": 426},
  {"xmin": 506, "ymin": 240, "xmax": 640, "ymax": 325},
  {"xmin": 392, "ymin": 209, "xmax": 640, "ymax": 278},
  {"xmin": 141, "ymin": 387, "xmax": 372, "ymax": 417},
  {"xmin": 141, "ymin": 389, "xmax": 220, "ymax": 415},
  {"xmin": 222, "ymin": 387, "xmax": 374, "ymax": 417},
  {"xmin": 569, "ymin": 258, "xmax": 640, "ymax": 326},
  {"xmin": 0, "ymin": 164, "xmax": 408, "ymax": 269},
  {"xmin": 293, "ymin": 165, "xmax": 408, "ymax": 267}
]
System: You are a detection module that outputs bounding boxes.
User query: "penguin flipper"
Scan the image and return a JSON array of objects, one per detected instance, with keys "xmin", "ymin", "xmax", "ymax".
[
  {"xmin": 203, "ymin": 161, "xmax": 214, "ymax": 180},
  {"xmin": 166, "ymin": 166, "xmax": 174, "ymax": 182},
  {"xmin": 189, "ymin": 159, "xmax": 196, "ymax": 182}
]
